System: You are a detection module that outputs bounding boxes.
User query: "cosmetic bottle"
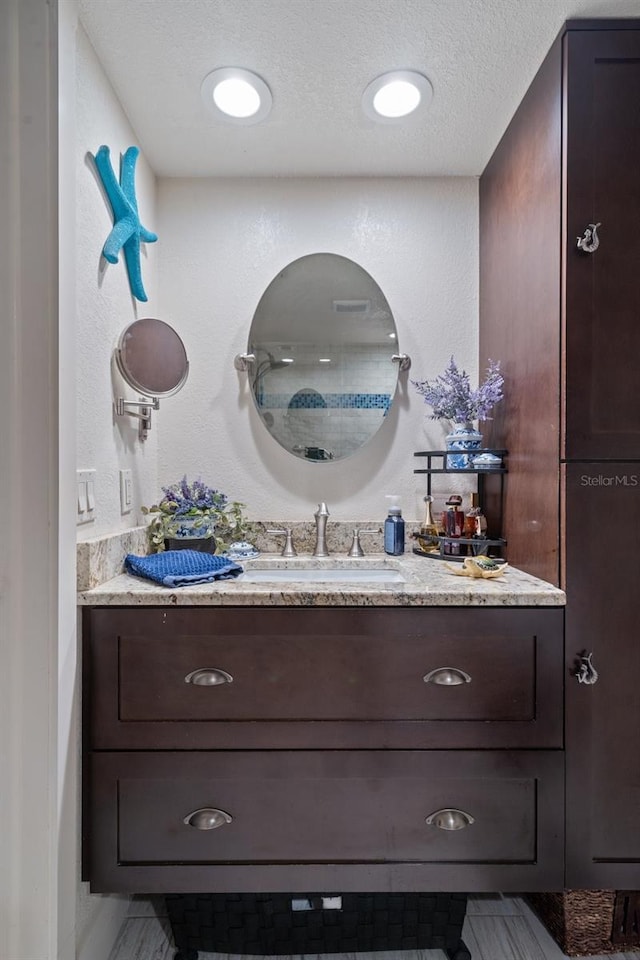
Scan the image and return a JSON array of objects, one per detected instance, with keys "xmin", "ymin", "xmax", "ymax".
[
  {"xmin": 465, "ymin": 493, "xmax": 486, "ymax": 535},
  {"xmin": 466, "ymin": 492, "xmax": 488, "ymax": 554},
  {"xmin": 420, "ymin": 495, "xmax": 438, "ymax": 533},
  {"xmin": 384, "ymin": 495, "xmax": 405, "ymax": 556},
  {"xmin": 416, "ymin": 494, "xmax": 440, "ymax": 553},
  {"xmin": 443, "ymin": 494, "xmax": 464, "ymax": 556}
]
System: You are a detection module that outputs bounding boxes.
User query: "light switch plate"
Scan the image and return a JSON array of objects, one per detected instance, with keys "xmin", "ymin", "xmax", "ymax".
[
  {"xmin": 119, "ymin": 468, "xmax": 133, "ymax": 514},
  {"xmin": 77, "ymin": 469, "xmax": 96, "ymax": 524}
]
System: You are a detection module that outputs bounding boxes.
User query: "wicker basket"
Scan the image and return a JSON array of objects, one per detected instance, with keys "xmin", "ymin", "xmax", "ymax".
[
  {"xmin": 165, "ymin": 892, "xmax": 470, "ymax": 960},
  {"xmin": 527, "ymin": 891, "xmax": 640, "ymax": 956}
]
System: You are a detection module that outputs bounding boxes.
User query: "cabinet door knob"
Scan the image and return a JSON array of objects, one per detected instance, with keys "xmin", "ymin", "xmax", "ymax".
[
  {"xmin": 574, "ymin": 651, "xmax": 599, "ymax": 685},
  {"xmin": 576, "ymin": 222, "xmax": 601, "ymax": 253},
  {"xmin": 423, "ymin": 667, "xmax": 472, "ymax": 685},
  {"xmin": 184, "ymin": 667, "xmax": 233, "ymax": 686},
  {"xmin": 183, "ymin": 807, "xmax": 233, "ymax": 830},
  {"xmin": 425, "ymin": 808, "xmax": 475, "ymax": 831}
]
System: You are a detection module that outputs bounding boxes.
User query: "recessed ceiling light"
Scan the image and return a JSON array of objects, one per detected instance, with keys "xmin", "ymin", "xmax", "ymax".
[
  {"xmin": 362, "ymin": 70, "xmax": 433, "ymax": 123},
  {"xmin": 318, "ymin": 358, "xmax": 332, "ymax": 363},
  {"xmin": 201, "ymin": 68, "xmax": 272, "ymax": 125}
]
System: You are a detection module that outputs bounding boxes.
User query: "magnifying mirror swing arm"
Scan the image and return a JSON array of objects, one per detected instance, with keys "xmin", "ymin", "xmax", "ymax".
[{"xmin": 116, "ymin": 395, "xmax": 160, "ymax": 441}]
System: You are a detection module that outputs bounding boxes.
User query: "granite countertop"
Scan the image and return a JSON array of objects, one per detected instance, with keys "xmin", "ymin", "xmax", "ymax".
[{"xmin": 78, "ymin": 551, "xmax": 566, "ymax": 607}]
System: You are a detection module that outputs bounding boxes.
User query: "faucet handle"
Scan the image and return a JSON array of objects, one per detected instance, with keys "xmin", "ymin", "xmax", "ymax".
[
  {"xmin": 267, "ymin": 528, "xmax": 297, "ymax": 558},
  {"xmin": 348, "ymin": 528, "xmax": 381, "ymax": 558}
]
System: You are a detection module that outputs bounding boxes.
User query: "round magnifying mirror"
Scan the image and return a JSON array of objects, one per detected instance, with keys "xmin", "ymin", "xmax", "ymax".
[
  {"xmin": 247, "ymin": 253, "xmax": 400, "ymax": 463},
  {"xmin": 116, "ymin": 317, "xmax": 189, "ymax": 397}
]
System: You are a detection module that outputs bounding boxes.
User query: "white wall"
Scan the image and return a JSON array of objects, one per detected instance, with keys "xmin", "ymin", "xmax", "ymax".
[
  {"xmin": 157, "ymin": 177, "xmax": 478, "ymax": 522},
  {"xmin": 76, "ymin": 22, "xmax": 159, "ymax": 539},
  {"xmin": 73, "ymin": 36, "xmax": 479, "ymax": 531}
]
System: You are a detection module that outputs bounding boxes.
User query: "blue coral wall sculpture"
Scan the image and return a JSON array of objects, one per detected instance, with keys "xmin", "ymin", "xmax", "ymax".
[{"xmin": 93, "ymin": 145, "xmax": 158, "ymax": 302}]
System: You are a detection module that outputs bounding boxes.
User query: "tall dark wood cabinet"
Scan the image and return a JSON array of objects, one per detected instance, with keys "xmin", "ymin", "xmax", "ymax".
[
  {"xmin": 479, "ymin": 20, "xmax": 640, "ymax": 887},
  {"xmin": 565, "ymin": 464, "xmax": 640, "ymax": 887}
]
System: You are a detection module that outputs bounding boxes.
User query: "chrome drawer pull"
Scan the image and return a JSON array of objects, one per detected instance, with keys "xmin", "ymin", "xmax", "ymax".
[
  {"xmin": 183, "ymin": 807, "xmax": 233, "ymax": 830},
  {"xmin": 423, "ymin": 667, "xmax": 471, "ymax": 686},
  {"xmin": 184, "ymin": 668, "xmax": 233, "ymax": 686},
  {"xmin": 425, "ymin": 808, "xmax": 475, "ymax": 831}
]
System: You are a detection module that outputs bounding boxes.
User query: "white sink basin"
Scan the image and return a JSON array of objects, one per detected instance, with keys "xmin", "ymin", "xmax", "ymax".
[{"xmin": 240, "ymin": 564, "xmax": 407, "ymax": 584}]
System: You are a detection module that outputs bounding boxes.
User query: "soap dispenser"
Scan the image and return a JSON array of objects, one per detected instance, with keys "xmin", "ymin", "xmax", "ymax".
[{"xmin": 384, "ymin": 495, "xmax": 405, "ymax": 556}]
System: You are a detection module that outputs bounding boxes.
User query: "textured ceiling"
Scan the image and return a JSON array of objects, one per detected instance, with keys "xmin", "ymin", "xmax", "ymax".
[{"xmin": 78, "ymin": 0, "xmax": 640, "ymax": 177}]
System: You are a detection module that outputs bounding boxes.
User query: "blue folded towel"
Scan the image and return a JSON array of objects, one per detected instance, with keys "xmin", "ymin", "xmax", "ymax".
[{"xmin": 125, "ymin": 550, "xmax": 243, "ymax": 587}]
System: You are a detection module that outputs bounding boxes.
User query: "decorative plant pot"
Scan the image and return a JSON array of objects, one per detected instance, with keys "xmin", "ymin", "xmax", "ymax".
[
  {"xmin": 163, "ymin": 516, "xmax": 217, "ymax": 554},
  {"xmin": 164, "ymin": 535, "xmax": 216, "ymax": 554},
  {"xmin": 445, "ymin": 422, "xmax": 483, "ymax": 469}
]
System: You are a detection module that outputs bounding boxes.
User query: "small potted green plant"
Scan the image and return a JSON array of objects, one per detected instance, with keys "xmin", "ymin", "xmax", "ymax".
[{"xmin": 142, "ymin": 477, "xmax": 252, "ymax": 554}]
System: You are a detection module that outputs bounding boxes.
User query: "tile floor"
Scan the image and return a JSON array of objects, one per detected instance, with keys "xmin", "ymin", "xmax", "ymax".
[{"xmin": 108, "ymin": 894, "xmax": 640, "ymax": 960}]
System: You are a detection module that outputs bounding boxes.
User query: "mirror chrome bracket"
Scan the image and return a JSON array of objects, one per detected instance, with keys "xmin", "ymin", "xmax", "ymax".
[
  {"xmin": 116, "ymin": 396, "xmax": 160, "ymax": 441},
  {"xmin": 391, "ymin": 353, "xmax": 412, "ymax": 371},
  {"xmin": 234, "ymin": 352, "xmax": 256, "ymax": 371}
]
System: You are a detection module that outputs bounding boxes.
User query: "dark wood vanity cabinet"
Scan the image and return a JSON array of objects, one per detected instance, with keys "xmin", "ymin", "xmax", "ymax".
[
  {"xmin": 480, "ymin": 20, "xmax": 640, "ymax": 886},
  {"xmin": 83, "ymin": 606, "xmax": 565, "ymax": 894}
]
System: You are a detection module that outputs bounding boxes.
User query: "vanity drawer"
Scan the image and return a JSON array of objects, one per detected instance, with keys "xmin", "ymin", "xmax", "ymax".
[
  {"xmin": 85, "ymin": 606, "xmax": 563, "ymax": 750},
  {"xmin": 86, "ymin": 749, "xmax": 564, "ymax": 893}
]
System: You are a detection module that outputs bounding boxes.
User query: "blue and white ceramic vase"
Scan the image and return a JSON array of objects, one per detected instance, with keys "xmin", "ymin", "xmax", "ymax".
[
  {"xmin": 445, "ymin": 421, "xmax": 483, "ymax": 469},
  {"xmin": 163, "ymin": 515, "xmax": 217, "ymax": 553}
]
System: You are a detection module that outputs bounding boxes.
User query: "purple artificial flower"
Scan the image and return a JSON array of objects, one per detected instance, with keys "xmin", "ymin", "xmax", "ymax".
[
  {"xmin": 412, "ymin": 357, "xmax": 504, "ymax": 423},
  {"xmin": 160, "ymin": 476, "xmax": 228, "ymax": 515}
]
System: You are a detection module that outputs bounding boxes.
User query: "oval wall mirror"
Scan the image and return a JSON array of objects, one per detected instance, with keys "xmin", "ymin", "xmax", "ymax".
[
  {"xmin": 246, "ymin": 253, "xmax": 402, "ymax": 462},
  {"xmin": 115, "ymin": 317, "xmax": 189, "ymax": 440}
]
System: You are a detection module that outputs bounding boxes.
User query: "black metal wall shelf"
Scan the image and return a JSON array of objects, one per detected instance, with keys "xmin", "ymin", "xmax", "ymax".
[
  {"xmin": 412, "ymin": 535, "xmax": 507, "ymax": 563},
  {"xmin": 413, "ymin": 449, "xmax": 508, "ymax": 475},
  {"xmin": 413, "ymin": 448, "xmax": 508, "ymax": 562}
]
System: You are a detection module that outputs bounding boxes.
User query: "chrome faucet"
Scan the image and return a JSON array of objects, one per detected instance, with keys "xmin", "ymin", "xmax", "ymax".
[
  {"xmin": 348, "ymin": 527, "xmax": 381, "ymax": 558},
  {"xmin": 313, "ymin": 502, "xmax": 330, "ymax": 557},
  {"xmin": 267, "ymin": 527, "xmax": 297, "ymax": 557}
]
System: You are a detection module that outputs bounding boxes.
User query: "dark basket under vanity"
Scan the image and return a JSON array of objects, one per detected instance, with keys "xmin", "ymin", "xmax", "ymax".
[
  {"xmin": 526, "ymin": 891, "xmax": 640, "ymax": 956},
  {"xmin": 165, "ymin": 892, "xmax": 471, "ymax": 960}
]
